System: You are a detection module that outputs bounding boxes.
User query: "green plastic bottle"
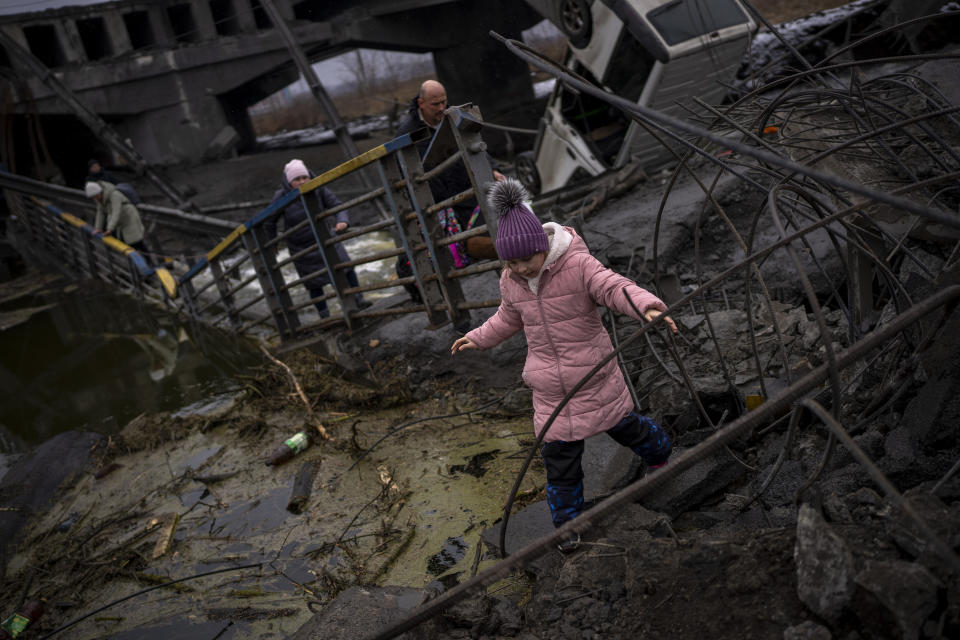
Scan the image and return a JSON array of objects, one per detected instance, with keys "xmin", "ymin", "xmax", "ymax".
[
  {"xmin": 0, "ymin": 600, "xmax": 44, "ymax": 639},
  {"xmin": 266, "ymin": 431, "xmax": 311, "ymax": 466}
]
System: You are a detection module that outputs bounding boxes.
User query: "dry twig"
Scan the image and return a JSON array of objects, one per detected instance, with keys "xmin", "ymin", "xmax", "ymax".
[{"xmin": 259, "ymin": 344, "xmax": 332, "ymax": 440}]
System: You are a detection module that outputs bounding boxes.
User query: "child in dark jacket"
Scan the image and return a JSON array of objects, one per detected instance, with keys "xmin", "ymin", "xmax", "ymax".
[
  {"xmin": 451, "ymin": 179, "xmax": 677, "ymax": 552},
  {"xmin": 265, "ymin": 159, "xmax": 371, "ymax": 318}
]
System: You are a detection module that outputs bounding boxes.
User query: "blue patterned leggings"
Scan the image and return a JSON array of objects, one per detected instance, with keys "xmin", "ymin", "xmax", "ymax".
[{"xmin": 541, "ymin": 412, "xmax": 672, "ymax": 528}]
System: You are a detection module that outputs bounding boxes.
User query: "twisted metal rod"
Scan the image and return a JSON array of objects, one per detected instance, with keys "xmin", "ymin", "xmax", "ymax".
[
  {"xmin": 801, "ymin": 398, "xmax": 960, "ymax": 573},
  {"xmin": 366, "ymin": 286, "xmax": 960, "ymax": 640}
]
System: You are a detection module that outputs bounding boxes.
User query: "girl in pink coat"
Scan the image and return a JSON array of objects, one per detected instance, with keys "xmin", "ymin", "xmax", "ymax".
[{"xmin": 451, "ymin": 179, "xmax": 678, "ymax": 552}]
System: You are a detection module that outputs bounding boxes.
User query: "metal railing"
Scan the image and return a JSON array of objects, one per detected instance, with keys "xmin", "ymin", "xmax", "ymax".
[
  {"xmin": 1, "ymin": 106, "xmax": 506, "ymax": 343},
  {"xmin": 2, "ymin": 178, "xmax": 181, "ymax": 304}
]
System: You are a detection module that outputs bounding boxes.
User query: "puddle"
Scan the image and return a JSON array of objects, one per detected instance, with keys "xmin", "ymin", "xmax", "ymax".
[
  {"xmin": 106, "ymin": 619, "xmax": 245, "ymax": 640},
  {"xmin": 426, "ymin": 536, "xmax": 468, "ymax": 576},
  {"xmin": 450, "ymin": 450, "xmax": 500, "ymax": 478},
  {"xmin": 205, "ymin": 487, "xmax": 292, "ymax": 539},
  {"xmin": 0, "ymin": 281, "xmax": 263, "ymax": 452},
  {"xmin": 5, "ymin": 385, "xmax": 539, "ymax": 639}
]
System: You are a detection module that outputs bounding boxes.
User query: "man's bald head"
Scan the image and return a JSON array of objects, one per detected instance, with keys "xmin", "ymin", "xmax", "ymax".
[{"xmin": 417, "ymin": 80, "xmax": 447, "ymax": 127}]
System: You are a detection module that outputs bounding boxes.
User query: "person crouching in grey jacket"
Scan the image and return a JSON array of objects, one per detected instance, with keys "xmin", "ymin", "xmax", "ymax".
[{"xmin": 85, "ymin": 180, "xmax": 149, "ymax": 261}]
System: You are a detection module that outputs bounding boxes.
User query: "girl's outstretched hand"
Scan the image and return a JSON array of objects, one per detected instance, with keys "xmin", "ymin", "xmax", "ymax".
[
  {"xmin": 644, "ymin": 309, "xmax": 678, "ymax": 334},
  {"xmin": 451, "ymin": 337, "xmax": 478, "ymax": 355}
]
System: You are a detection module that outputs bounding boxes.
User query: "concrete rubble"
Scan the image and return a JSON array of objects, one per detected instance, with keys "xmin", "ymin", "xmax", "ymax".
[{"xmin": 2, "ymin": 2, "xmax": 960, "ymax": 640}]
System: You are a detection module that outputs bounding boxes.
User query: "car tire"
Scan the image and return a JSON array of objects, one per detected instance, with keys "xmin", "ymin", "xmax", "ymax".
[
  {"xmin": 560, "ymin": 0, "xmax": 592, "ymax": 49},
  {"xmin": 515, "ymin": 151, "xmax": 541, "ymax": 195}
]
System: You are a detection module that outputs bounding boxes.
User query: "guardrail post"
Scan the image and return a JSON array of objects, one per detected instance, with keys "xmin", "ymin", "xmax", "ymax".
[
  {"xmin": 300, "ymin": 191, "xmax": 355, "ymax": 330},
  {"xmin": 245, "ymin": 227, "xmax": 301, "ymax": 339},
  {"xmin": 128, "ymin": 259, "xmax": 144, "ymax": 300},
  {"xmin": 82, "ymin": 230, "xmax": 98, "ymax": 278},
  {"xmin": 64, "ymin": 225, "xmax": 83, "ymax": 274},
  {"xmin": 396, "ymin": 145, "xmax": 470, "ymax": 328},
  {"xmin": 99, "ymin": 241, "xmax": 117, "ymax": 285},
  {"xmin": 208, "ymin": 260, "xmax": 242, "ymax": 328},
  {"xmin": 179, "ymin": 274, "xmax": 201, "ymax": 319},
  {"xmin": 377, "ymin": 156, "xmax": 449, "ymax": 327},
  {"xmin": 447, "ymin": 107, "xmax": 500, "ymax": 241}
]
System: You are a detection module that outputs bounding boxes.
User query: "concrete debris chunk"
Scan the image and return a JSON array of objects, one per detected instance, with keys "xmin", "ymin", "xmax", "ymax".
[
  {"xmin": 642, "ymin": 452, "xmax": 746, "ymax": 517},
  {"xmin": 794, "ymin": 503, "xmax": 855, "ymax": 621},
  {"xmin": 783, "ymin": 620, "xmax": 832, "ymax": 640},
  {"xmin": 852, "ymin": 560, "xmax": 941, "ymax": 640},
  {"xmin": 886, "ymin": 489, "xmax": 960, "ymax": 565},
  {"xmin": 289, "ymin": 586, "xmax": 423, "ymax": 640}
]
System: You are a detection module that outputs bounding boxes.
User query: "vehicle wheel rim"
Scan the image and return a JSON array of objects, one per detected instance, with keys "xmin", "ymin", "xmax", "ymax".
[
  {"xmin": 517, "ymin": 156, "xmax": 538, "ymax": 192},
  {"xmin": 561, "ymin": 2, "xmax": 585, "ymax": 34}
]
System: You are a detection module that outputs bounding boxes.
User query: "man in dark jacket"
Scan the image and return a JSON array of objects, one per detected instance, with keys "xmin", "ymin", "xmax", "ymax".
[
  {"xmin": 395, "ymin": 80, "xmax": 505, "ymax": 226},
  {"xmin": 393, "ymin": 80, "xmax": 504, "ymax": 300},
  {"xmin": 264, "ymin": 159, "xmax": 370, "ymax": 319}
]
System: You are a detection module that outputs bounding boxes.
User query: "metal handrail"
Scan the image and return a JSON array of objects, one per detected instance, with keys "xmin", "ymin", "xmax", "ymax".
[{"xmin": 2, "ymin": 107, "xmax": 506, "ymax": 343}]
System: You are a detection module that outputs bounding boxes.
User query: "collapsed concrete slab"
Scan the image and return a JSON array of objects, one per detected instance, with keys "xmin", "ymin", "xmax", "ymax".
[
  {"xmin": 289, "ymin": 585, "xmax": 423, "ymax": 640},
  {"xmin": 641, "ymin": 451, "xmax": 746, "ymax": 517},
  {"xmin": 852, "ymin": 560, "xmax": 941, "ymax": 640},
  {"xmin": 480, "ymin": 499, "xmax": 553, "ymax": 560}
]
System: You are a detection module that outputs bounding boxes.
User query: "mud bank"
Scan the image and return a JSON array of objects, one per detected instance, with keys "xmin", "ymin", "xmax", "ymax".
[
  {"xmin": 0, "ymin": 346, "xmax": 541, "ymax": 639},
  {"xmin": 5, "ymin": 6, "xmax": 960, "ymax": 638}
]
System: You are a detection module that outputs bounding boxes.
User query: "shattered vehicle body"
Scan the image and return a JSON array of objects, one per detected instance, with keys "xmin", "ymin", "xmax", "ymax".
[{"xmin": 518, "ymin": 0, "xmax": 757, "ymax": 194}]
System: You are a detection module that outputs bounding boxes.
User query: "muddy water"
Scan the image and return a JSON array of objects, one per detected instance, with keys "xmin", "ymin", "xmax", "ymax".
[
  {"xmin": 200, "ymin": 230, "xmax": 402, "ymax": 327},
  {"xmin": 9, "ymin": 397, "xmax": 538, "ymax": 639},
  {"xmin": 0, "ymin": 277, "xmax": 262, "ymax": 453},
  {"xmin": 0, "ymin": 249, "xmax": 534, "ymax": 640}
]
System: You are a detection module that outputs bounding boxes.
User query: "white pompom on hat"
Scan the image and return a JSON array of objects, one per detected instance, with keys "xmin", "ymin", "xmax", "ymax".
[
  {"xmin": 84, "ymin": 182, "xmax": 103, "ymax": 198},
  {"xmin": 284, "ymin": 159, "xmax": 309, "ymax": 185}
]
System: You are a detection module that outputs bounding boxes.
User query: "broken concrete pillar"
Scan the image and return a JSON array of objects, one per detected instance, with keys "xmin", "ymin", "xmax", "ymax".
[
  {"xmin": 231, "ymin": 0, "xmax": 258, "ymax": 33},
  {"xmin": 190, "ymin": 0, "xmax": 219, "ymax": 40},
  {"xmin": 102, "ymin": 13, "xmax": 133, "ymax": 55},
  {"xmin": 147, "ymin": 6, "xmax": 176, "ymax": 46},
  {"xmin": 0, "ymin": 25, "xmax": 31, "ymax": 74},
  {"xmin": 202, "ymin": 126, "xmax": 241, "ymax": 161},
  {"xmin": 56, "ymin": 20, "xmax": 86, "ymax": 64},
  {"xmin": 852, "ymin": 560, "xmax": 941, "ymax": 640},
  {"xmin": 113, "ymin": 94, "xmax": 234, "ymax": 165},
  {"xmin": 794, "ymin": 503, "xmax": 855, "ymax": 621}
]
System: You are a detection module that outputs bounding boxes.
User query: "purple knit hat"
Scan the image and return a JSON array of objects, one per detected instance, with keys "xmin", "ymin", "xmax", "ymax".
[{"xmin": 490, "ymin": 178, "xmax": 548, "ymax": 261}]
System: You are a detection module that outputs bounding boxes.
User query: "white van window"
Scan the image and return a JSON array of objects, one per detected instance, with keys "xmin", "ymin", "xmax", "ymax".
[
  {"xmin": 550, "ymin": 26, "xmax": 664, "ymax": 168},
  {"xmin": 603, "ymin": 33, "xmax": 656, "ymax": 100},
  {"xmin": 647, "ymin": 0, "xmax": 749, "ymax": 46}
]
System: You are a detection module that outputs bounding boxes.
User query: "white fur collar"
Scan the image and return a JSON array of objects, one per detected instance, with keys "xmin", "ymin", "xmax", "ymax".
[{"xmin": 526, "ymin": 222, "xmax": 572, "ymax": 294}]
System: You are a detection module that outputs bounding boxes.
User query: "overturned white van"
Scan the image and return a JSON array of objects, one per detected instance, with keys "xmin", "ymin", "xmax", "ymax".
[{"xmin": 518, "ymin": 0, "xmax": 757, "ymax": 194}]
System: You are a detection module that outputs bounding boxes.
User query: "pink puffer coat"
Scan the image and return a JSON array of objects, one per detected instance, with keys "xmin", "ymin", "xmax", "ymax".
[{"xmin": 465, "ymin": 226, "xmax": 667, "ymax": 443}]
